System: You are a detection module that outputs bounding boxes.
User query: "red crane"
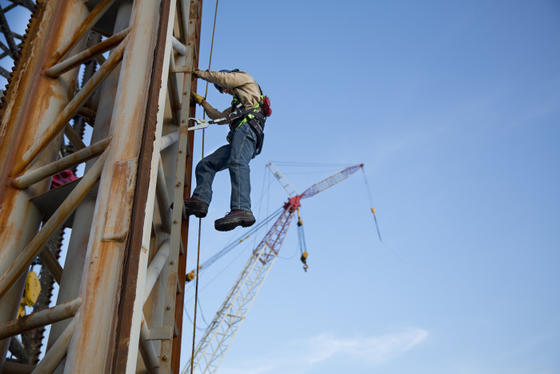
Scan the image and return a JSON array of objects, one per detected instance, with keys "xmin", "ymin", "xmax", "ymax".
[{"xmin": 184, "ymin": 163, "xmax": 371, "ymax": 373}]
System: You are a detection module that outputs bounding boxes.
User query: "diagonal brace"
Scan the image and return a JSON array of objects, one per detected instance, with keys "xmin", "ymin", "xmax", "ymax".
[
  {"xmin": 0, "ymin": 152, "xmax": 107, "ymax": 299},
  {"xmin": 13, "ymin": 41, "xmax": 125, "ymax": 174}
]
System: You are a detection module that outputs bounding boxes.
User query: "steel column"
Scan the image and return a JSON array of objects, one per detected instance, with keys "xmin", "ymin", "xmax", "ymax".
[
  {"xmin": 63, "ymin": 0, "xmax": 162, "ymax": 371},
  {"xmin": 1, "ymin": 0, "xmax": 204, "ymax": 371},
  {"xmin": 46, "ymin": 4, "xmax": 134, "ymax": 356}
]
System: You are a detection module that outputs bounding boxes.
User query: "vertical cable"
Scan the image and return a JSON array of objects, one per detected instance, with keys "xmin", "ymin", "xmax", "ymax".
[{"xmin": 191, "ymin": 1, "xmax": 219, "ymax": 373}]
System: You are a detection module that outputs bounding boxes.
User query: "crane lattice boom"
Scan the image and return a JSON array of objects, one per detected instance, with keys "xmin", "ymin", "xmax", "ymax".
[
  {"xmin": 185, "ymin": 163, "xmax": 365, "ymax": 373},
  {"xmin": 185, "ymin": 208, "xmax": 295, "ymax": 374},
  {"xmin": 301, "ymin": 164, "xmax": 363, "ymax": 199}
]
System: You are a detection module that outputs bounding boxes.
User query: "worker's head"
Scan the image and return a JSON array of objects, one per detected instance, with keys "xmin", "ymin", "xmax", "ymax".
[{"xmin": 214, "ymin": 69, "xmax": 239, "ymax": 94}]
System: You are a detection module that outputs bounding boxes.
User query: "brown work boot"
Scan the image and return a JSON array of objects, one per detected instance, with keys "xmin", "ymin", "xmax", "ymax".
[
  {"xmin": 184, "ymin": 198, "xmax": 208, "ymax": 218},
  {"xmin": 214, "ymin": 210, "xmax": 255, "ymax": 232}
]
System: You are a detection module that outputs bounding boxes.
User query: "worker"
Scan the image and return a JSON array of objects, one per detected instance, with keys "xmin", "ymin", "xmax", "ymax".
[{"xmin": 184, "ymin": 69, "xmax": 271, "ymax": 232}]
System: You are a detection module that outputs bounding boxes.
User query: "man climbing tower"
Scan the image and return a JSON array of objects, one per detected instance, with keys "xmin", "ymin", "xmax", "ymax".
[{"xmin": 184, "ymin": 69, "xmax": 271, "ymax": 231}]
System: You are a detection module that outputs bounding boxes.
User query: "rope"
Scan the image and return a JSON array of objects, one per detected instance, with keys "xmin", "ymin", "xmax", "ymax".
[{"xmin": 191, "ymin": 1, "xmax": 219, "ymax": 373}]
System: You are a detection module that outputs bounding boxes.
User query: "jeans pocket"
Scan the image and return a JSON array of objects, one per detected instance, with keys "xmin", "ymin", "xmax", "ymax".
[{"xmin": 244, "ymin": 123, "xmax": 257, "ymax": 144}]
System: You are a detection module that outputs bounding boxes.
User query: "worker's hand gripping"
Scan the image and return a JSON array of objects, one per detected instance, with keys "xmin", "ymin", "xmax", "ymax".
[{"xmin": 192, "ymin": 92, "xmax": 205, "ymax": 105}]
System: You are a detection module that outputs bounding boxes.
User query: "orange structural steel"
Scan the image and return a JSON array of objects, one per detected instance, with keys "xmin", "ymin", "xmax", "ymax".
[{"xmin": 0, "ymin": 0, "xmax": 202, "ymax": 372}]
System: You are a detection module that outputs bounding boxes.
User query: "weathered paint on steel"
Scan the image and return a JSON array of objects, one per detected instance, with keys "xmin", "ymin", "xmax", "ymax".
[
  {"xmin": 53, "ymin": 0, "xmax": 117, "ymax": 62},
  {"xmin": 63, "ymin": 0, "xmax": 162, "ymax": 372},
  {"xmin": 12, "ymin": 39, "xmax": 126, "ymax": 175},
  {"xmin": 170, "ymin": 1, "xmax": 202, "ymax": 370},
  {"xmin": 46, "ymin": 26, "xmax": 129, "ymax": 77},
  {"xmin": 111, "ymin": 0, "xmax": 174, "ymax": 371},
  {"xmin": 0, "ymin": 152, "xmax": 107, "ymax": 300},
  {"xmin": 102, "ymin": 159, "xmax": 137, "ymax": 242},
  {"xmin": 32, "ymin": 314, "xmax": 77, "ymax": 374},
  {"xmin": 12, "ymin": 137, "xmax": 111, "ymax": 189},
  {"xmin": 46, "ymin": 4, "xmax": 133, "ymax": 356},
  {"xmin": 0, "ymin": 297, "xmax": 81, "ymax": 340},
  {"xmin": 0, "ymin": 0, "xmax": 90, "ymax": 366}
]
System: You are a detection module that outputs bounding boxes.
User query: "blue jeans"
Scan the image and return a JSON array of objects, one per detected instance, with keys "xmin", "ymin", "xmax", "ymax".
[{"xmin": 191, "ymin": 123, "xmax": 257, "ymax": 212}]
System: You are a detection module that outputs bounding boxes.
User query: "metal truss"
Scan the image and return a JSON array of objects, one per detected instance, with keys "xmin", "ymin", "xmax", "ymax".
[{"xmin": 0, "ymin": 0, "xmax": 202, "ymax": 372}]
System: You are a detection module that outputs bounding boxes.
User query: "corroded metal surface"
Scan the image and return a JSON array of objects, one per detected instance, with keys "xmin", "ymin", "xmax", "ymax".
[
  {"xmin": 110, "ymin": 0, "xmax": 171, "ymax": 370},
  {"xmin": 1, "ymin": 0, "xmax": 203, "ymax": 371},
  {"xmin": 0, "ymin": 0, "xmax": 90, "ymax": 366},
  {"xmin": 63, "ymin": 0, "xmax": 163, "ymax": 372}
]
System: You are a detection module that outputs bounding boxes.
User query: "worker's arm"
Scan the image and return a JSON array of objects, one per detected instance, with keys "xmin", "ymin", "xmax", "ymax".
[
  {"xmin": 201, "ymin": 100, "xmax": 231, "ymax": 124},
  {"xmin": 195, "ymin": 70, "xmax": 253, "ymax": 90},
  {"xmin": 192, "ymin": 92, "xmax": 230, "ymax": 123}
]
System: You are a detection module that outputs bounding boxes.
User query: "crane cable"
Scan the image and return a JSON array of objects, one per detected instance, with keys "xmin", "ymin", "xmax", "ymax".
[
  {"xmin": 361, "ymin": 167, "xmax": 383, "ymax": 242},
  {"xmin": 191, "ymin": 1, "xmax": 220, "ymax": 374}
]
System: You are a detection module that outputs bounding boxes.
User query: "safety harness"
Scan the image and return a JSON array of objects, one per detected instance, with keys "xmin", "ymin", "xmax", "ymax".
[{"xmin": 229, "ymin": 93, "xmax": 270, "ymax": 156}]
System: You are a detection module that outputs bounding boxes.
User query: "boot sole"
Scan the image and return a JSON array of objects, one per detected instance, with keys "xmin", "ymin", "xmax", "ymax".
[
  {"xmin": 184, "ymin": 203, "xmax": 208, "ymax": 218},
  {"xmin": 215, "ymin": 217, "xmax": 255, "ymax": 232}
]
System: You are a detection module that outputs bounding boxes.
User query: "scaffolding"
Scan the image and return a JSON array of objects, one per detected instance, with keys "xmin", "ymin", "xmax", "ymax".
[{"xmin": 0, "ymin": 0, "xmax": 202, "ymax": 372}]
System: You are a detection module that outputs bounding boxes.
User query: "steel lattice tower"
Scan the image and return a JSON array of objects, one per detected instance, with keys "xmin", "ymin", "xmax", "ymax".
[{"xmin": 0, "ymin": 0, "xmax": 202, "ymax": 372}]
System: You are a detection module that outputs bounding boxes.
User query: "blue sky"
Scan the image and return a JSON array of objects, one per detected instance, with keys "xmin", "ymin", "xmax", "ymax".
[
  {"xmin": 184, "ymin": 1, "xmax": 560, "ymax": 373},
  {"xmin": 2, "ymin": 1, "xmax": 559, "ymax": 373}
]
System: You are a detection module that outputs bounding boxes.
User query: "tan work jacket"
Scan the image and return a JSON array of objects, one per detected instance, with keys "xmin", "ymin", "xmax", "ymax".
[{"xmin": 196, "ymin": 70, "xmax": 261, "ymax": 129}]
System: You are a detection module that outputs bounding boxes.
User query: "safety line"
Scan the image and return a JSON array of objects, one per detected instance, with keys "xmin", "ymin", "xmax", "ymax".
[{"xmin": 191, "ymin": 1, "xmax": 220, "ymax": 373}]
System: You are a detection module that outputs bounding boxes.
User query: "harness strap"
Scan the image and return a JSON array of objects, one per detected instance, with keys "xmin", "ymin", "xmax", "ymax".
[{"xmin": 230, "ymin": 95, "xmax": 267, "ymax": 156}]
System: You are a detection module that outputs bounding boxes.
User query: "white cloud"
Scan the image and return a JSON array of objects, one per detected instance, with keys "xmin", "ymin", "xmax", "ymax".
[
  {"xmin": 305, "ymin": 329, "xmax": 429, "ymax": 365},
  {"xmin": 220, "ymin": 328, "xmax": 429, "ymax": 374}
]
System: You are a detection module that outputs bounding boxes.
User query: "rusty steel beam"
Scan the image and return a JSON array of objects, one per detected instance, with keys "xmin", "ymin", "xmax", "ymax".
[
  {"xmin": 13, "ymin": 39, "xmax": 126, "ymax": 174},
  {"xmin": 38, "ymin": 248, "xmax": 63, "ymax": 285},
  {"xmin": 161, "ymin": 0, "xmax": 202, "ymax": 372},
  {"xmin": 12, "ymin": 137, "xmax": 111, "ymax": 189},
  {"xmin": 31, "ymin": 316, "xmax": 76, "ymax": 374},
  {"xmin": 45, "ymin": 8, "xmax": 132, "ymax": 358},
  {"xmin": 63, "ymin": 0, "xmax": 164, "ymax": 371},
  {"xmin": 0, "ymin": 1, "xmax": 92, "ymax": 366},
  {"xmin": 0, "ymin": 298, "xmax": 81, "ymax": 340},
  {"xmin": 2, "ymin": 0, "xmax": 204, "ymax": 370},
  {"xmin": 63, "ymin": 123, "xmax": 87, "ymax": 151},
  {"xmin": 0, "ymin": 151, "xmax": 107, "ymax": 300},
  {"xmin": 52, "ymin": 0, "xmax": 116, "ymax": 62},
  {"xmin": 110, "ymin": 0, "xmax": 179, "ymax": 371},
  {"xmin": 46, "ymin": 27, "xmax": 129, "ymax": 78}
]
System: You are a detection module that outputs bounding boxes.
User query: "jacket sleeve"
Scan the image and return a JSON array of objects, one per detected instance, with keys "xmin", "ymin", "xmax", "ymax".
[
  {"xmin": 201, "ymin": 100, "xmax": 231, "ymax": 124},
  {"xmin": 196, "ymin": 70, "xmax": 254, "ymax": 89}
]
